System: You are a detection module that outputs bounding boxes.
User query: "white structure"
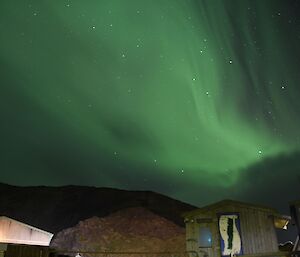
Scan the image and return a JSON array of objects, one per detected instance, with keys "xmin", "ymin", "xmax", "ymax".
[
  {"xmin": 218, "ymin": 214, "xmax": 242, "ymax": 257},
  {"xmin": 0, "ymin": 216, "xmax": 53, "ymax": 246}
]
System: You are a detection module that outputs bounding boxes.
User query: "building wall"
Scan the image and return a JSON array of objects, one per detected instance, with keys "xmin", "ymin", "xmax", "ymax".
[
  {"xmin": 5, "ymin": 244, "xmax": 50, "ymax": 257},
  {"xmin": 185, "ymin": 214, "xmax": 219, "ymax": 257},
  {"xmin": 0, "ymin": 243, "xmax": 7, "ymax": 257},
  {"xmin": 185, "ymin": 204, "xmax": 279, "ymax": 257},
  {"xmin": 238, "ymin": 207, "xmax": 278, "ymax": 254}
]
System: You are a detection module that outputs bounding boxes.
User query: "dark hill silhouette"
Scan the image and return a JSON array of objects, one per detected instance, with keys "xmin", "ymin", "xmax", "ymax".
[{"xmin": 0, "ymin": 183, "xmax": 196, "ymax": 233}]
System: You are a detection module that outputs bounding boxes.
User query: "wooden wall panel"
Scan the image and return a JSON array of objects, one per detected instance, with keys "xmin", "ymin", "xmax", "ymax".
[{"xmin": 185, "ymin": 203, "xmax": 280, "ymax": 257}]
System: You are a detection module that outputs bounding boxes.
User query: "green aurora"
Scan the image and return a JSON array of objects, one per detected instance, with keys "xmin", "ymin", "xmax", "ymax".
[{"xmin": 1, "ymin": 0, "xmax": 300, "ymax": 202}]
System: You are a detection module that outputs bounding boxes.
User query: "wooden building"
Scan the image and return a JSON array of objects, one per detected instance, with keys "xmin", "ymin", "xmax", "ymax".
[
  {"xmin": 182, "ymin": 200, "xmax": 290, "ymax": 257},
  {"xmin": 290, "ymin": 200, "xmax": 300, "ymax": 252},
  {"xmin": 0, "ymin": 216, "xmax": 53, "ymax": 257}
]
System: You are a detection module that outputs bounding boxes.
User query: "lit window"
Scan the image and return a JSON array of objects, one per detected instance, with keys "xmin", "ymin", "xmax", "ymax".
[{"xmin": 199, "ymin": 226, "xmax": 212, "ymax": 248}]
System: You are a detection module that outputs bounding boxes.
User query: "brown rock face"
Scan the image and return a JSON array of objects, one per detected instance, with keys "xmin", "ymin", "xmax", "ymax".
[{"xmin": 50, "ymin": 207, "xmax": 186, "ymax": 254}]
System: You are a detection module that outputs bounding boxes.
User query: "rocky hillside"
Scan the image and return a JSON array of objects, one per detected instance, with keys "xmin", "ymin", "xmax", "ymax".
[
  {"xmin": 51, "ymin": 207, "xmax": 186, "ymax": 254},
  {"xmin": 0, "ymin": 183, "xmax": 196, "ymax": 233}
]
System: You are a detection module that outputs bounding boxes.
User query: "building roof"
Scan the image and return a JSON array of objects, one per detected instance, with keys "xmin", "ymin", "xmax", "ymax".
[
  {"xmin": 182, "ymin": 200, "xmax": 291, "ymax": 230},
  {"xmin": 290, "ymin": 200, "xmax": 300, "ymax": 206},
  {"xmin": 182, "ymin": 199, "xmax": 278, "ymax": 218},
  {"xmin": 0, "ymin": 216, "xmax": 53, "ymax": 246},
  {"xmin": 0, "ymin": 216, "xmax": 53, "ymax": 235}
]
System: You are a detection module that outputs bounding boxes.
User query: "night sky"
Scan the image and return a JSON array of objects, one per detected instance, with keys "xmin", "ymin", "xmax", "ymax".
[{"xmin": 1, "ymin": 0, "xmax": 300, "ymax": 227}]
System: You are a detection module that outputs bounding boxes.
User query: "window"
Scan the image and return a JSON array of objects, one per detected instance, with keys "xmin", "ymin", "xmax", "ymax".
[{"xmin": 198, "ymin": 226, "xmax": 212, "ymax": 248}]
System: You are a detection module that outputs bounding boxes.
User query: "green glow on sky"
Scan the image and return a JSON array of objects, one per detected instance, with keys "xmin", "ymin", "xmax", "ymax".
[{"xmin": 1, "ymin": 0, "xmax": 300, "ymax": 190}]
